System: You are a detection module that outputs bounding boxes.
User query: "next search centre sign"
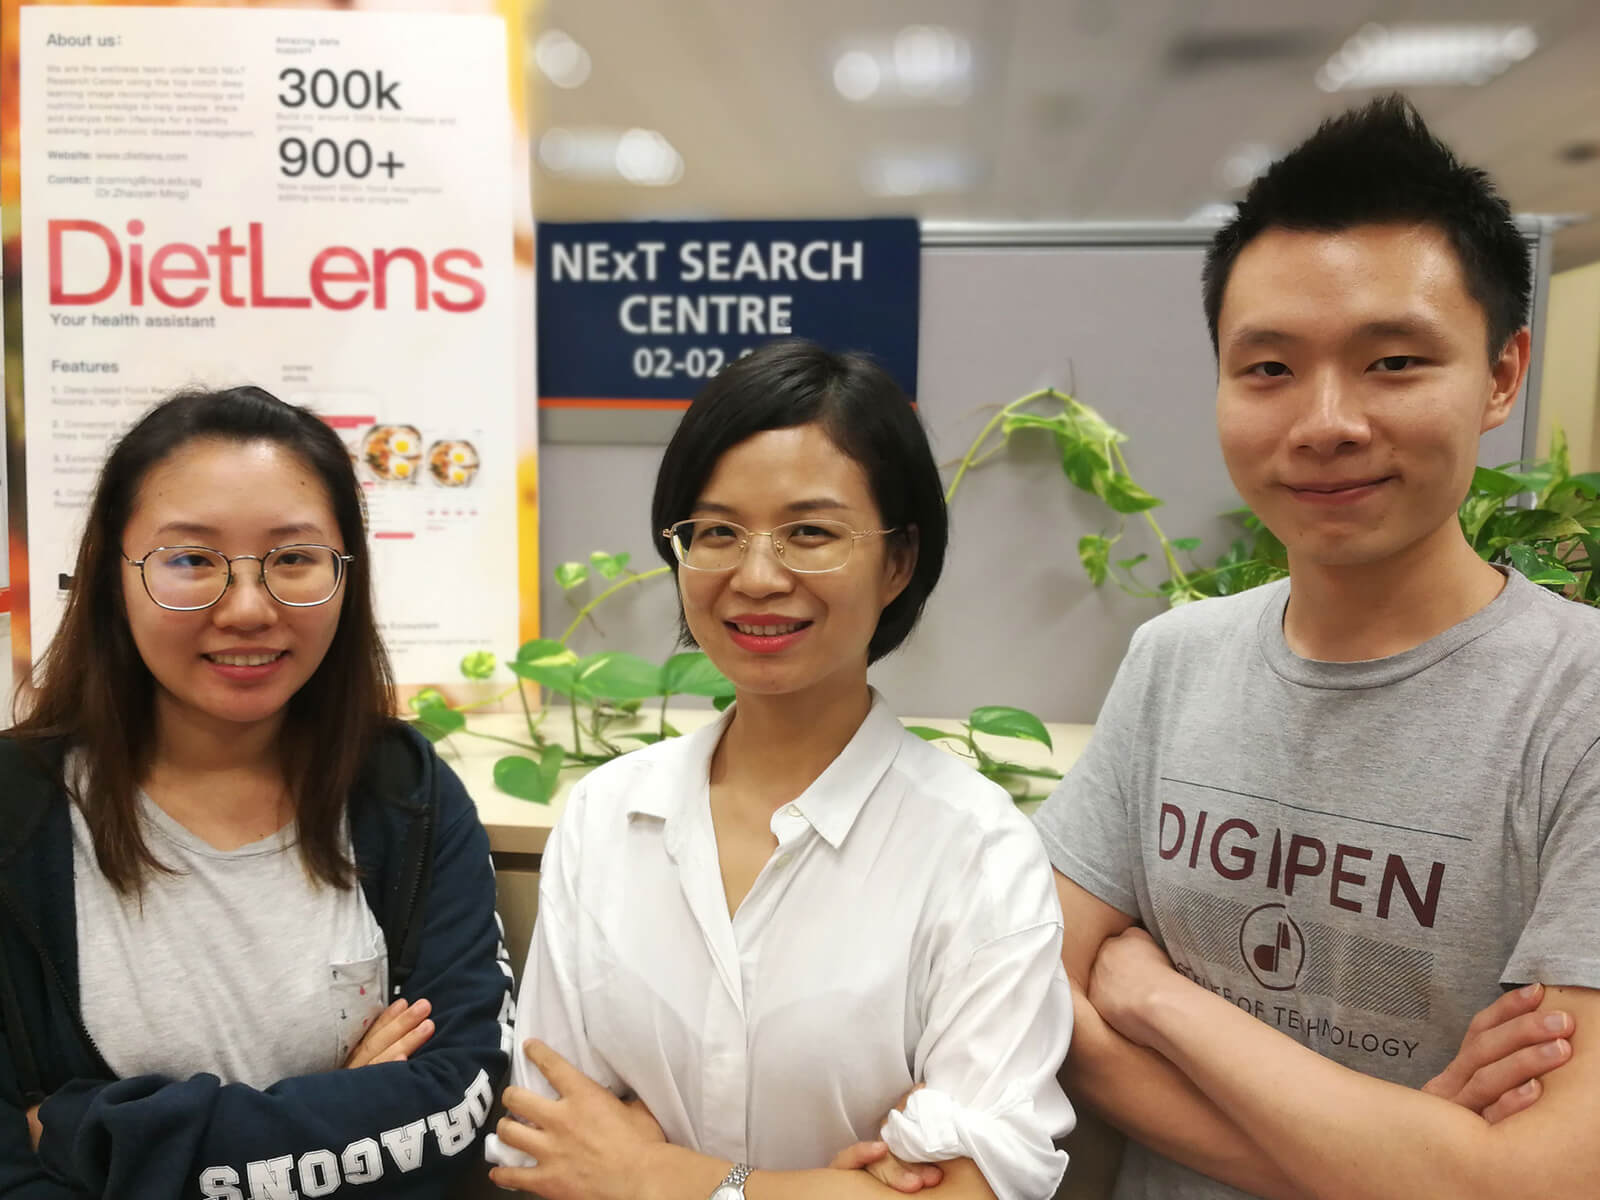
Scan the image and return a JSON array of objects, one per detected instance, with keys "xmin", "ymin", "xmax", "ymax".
[{"xmin": 537, "ymin": 218, "xmax": 920, "ymax": 413}]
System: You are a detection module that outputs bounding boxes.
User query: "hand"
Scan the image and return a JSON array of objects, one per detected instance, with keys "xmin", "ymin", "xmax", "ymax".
[
  {"xmin": 1423, "ymin": 982, "xmax": 1574, "ymax": 1123},
  {"xmin": 829, "ymin": 1082, "xmax": 944, "ymax": 1192},
  {"xmin": 1088, "ymin": 925, "xmax": 1185, "ymax": 1048},
  {"xmin": 489, "ymin": 1040, "xmax": 666, "ymax": 1200},
  {"xmin": 343, "ymin": 997, "xmax": 434, "ymax": 1069},
  {"xmin": 25, "ymin": 1103, "xmax": 42, "ymax": 1153},
  {"xmin": 830, "ymin": 1141, "xmax": 943, "ymax": 1192}
]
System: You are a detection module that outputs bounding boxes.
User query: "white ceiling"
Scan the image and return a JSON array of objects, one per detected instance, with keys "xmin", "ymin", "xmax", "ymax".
[{"xmin": 528, "ymin": 0, "xmax": 1600, "ymax": 271}]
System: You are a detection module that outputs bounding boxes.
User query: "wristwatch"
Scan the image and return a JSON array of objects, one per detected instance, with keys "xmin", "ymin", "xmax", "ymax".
[{"xmin": 708, "ymin": 1162, "xmax": 753, "ymax": 1200}]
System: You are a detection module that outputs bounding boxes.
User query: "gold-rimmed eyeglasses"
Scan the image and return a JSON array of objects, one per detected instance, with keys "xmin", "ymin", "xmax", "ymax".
[
  {"xmin": 661, "ymin": 519, "xmax": 896, "ymax": 574},
  {"xmin": 122, "ymin": 544, "xmax": 354, "ymax": 611}
]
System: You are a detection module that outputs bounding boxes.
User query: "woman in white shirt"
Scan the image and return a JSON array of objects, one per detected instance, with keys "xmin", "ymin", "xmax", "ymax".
[{"xmin": 488, "ymin": 340, "xmax": 1074, "ymax": 1200}]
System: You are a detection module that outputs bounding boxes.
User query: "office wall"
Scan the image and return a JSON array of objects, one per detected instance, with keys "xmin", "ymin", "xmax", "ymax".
[{"xmin": 539, "ymin": 224, "xmax": 1547, "ymax": 723}]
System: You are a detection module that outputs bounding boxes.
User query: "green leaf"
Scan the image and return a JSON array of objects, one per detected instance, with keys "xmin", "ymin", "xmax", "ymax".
[
  {"xmin": 1115, "ymin": 553, "xmax": 1149, "ymax": 570},
  {"xmin": 1507, "ymin": 544, "xmax": 1579, "ymax": 587},
  {"xmin": 905, "ymin": 725, "xmax": 963, "ymax": 742},
  {"xmin": 1481, "ymin": 509, "xmax": 1588, "ymax": 547},
  {"xmin": 575, "ymin": 651, "xmax": 664, "ymax": 700},
  {"xmin": 1170, "ymin": 537, "xmax": 1201, "ymax": 552},
  {"xmin": 622, "ymin": 732, "xmax": 665, "ymax": 745},
  {"xmin": 1566, "ymin": 473, "xmax": 1600, "ymax": 498},
  {"xmin": 712, "ymin": 693, "xmax": 736, "ymax": 712},
  {"xmin": 493, "ymin": 755, "xmax": 550, "ymax": 804},
  {"xmin": 661, "ymin": 651, "xmax": 736, "ymax": 698},
  {"xmin": 538, "ymin": 744, "xmax": 566, "ymax": 795},
  {"xmin": 508, "ymin": 639, "xmax": 581, "ymax": 695},
  {"xmin": 458, "ymin": 650, "xmax": 497, "ymax": 680},
  {"xmin": 407, "ymin": 687, "xmax": 446, "ymax": 713},
  {"xmin": 1470, "ymin": 466, "xmax": 1530, "ymax": 499},
  {"xmin": 1000, "ymin": 412, "xmax": 1071, "ymax": 438},
  {"xmin": 410, "ymin": 699, "xmax": 464, "ymax": 741},
  {"xmin": 589, "ymin": 550, "xmax": 630, "ymax": 580},
  {"xmin": 968, "ymin": 705, "xmax": 1053, "ymax": 751},
  {"xmin": 1101, "ymin": 474, "xmax": 1162, "ymax": 514},
  {"xmin": 1058, "ymin": 438, "xmax": 1113, "ymax": 495},
  {"xmin": 554, "ymin": 561, "xmax": 589, "ymax": 590},
  {"xmin": 1077, "ymin": 534, "xmax": 1111, "ymax": 586}
]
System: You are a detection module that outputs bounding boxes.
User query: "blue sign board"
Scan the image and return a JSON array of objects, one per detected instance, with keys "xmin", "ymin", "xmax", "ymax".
[{"xmin": 537, "ymin": 218, "xmax": 920, "ymax": 410}]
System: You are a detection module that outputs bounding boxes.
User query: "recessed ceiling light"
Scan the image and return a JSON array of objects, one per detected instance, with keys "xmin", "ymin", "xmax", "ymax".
[
  {"xmin": 615, "ymin": 129, "xmax": 684, "ymax": 187},
  {"xmin": 534, "ymin": 29, "xmax": 592, "ymax": 89},
  {"xmin": 833, "ymin": 50, "xmax": 882, "ymax": 102},
  {"xmin": 1316, "ymin": 23, "xmax": 1537, "ymax": 91},
  {"xmin": 832, "ymin": 26, "xmax": 973, "ymax": 104}
]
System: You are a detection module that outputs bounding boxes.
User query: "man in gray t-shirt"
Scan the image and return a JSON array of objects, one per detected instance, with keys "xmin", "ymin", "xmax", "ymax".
[{"xmin": 1034, "ymin": 96, "xmax": 1600, "ymax": 1200}]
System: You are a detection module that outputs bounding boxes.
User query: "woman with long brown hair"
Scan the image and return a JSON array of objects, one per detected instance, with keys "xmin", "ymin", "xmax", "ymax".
[{"xmin": 0, "ymin": 386, "xmax": 509, "ymax": 1198}]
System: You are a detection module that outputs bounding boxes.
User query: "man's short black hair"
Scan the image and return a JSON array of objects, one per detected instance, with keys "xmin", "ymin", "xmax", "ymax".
[
  {"xmin": 651, "ymin": 338, "xmax": 947, "ymax": 665},
  {"xmin": 1202, "ymin": 93, "xmax": 1530, "ymax": 361}
]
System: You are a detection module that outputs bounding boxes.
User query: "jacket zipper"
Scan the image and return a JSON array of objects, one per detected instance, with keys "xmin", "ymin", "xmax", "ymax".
[
  {"xmin": 392, "ymin": 803, "xmax": 432, "ymax": 998},
  {"xmin": 0, "ymin": 879, "xmax": 114, "ymax": 1081}
]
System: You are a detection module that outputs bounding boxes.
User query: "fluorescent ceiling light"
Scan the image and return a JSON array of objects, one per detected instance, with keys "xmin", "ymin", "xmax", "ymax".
[
  {"xmin": 861, "ymin": 150, "xmax": 977, "ymax": 197},
  {"xmin": 1316, "ymin": 23, "xmax": 1537, "ymax": 91},
  {"xmin": 534, "ymin": 29, "xmax": 592, "ymax": 89},
  {"xmin": 538, "ymin": 127, "xmax": 683, "ymax": 187},
  {"xmin": 1186, "ymin": 202, "xmax": 1239, "ymax": 225},
  {"xmin": 832, "ymin": 26, "xmax": 973, "ymax": 104}
]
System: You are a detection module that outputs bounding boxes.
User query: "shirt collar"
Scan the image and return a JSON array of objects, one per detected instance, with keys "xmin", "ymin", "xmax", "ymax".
[
  {"xmin": 621, "ymin": 690, "xmax": 905, "ymax": 852},
  {"xmin": 622, "ymin": 708, "xmax": 730, "ymax": 824},
  {"xmin": 784, "ymin": 690, "xmax": 903, "ymax": 850}
]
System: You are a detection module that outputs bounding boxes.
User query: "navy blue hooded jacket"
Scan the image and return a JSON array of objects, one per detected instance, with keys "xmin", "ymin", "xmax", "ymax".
[{"xmin": 0, "ymin": 722, "xmax": 512, "ymax": 1198}]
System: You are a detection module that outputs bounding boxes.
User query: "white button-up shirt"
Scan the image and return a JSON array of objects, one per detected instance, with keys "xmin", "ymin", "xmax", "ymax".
[{"xmin": 488, "ymin": 696, "xmax": 1074, "ymax": 1199}]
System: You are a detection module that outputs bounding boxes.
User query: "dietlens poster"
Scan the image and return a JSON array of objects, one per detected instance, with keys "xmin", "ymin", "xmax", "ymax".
[{"xmin": 4, "ymin": 1, "xmax": 538, "ymax": 690}]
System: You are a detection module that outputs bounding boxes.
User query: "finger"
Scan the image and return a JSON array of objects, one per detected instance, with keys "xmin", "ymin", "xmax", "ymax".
[
  {"xmin": 501, "ymin": 1085, "xmax": 561, "ymax": 1126},
  {"xmin": 523, "ymin": 1040, "xmax": 587, "ymax": 1097},
  {"xmin": 830, "ymin": 1141, "xmax": 890, "ymax": 1170},
  {"xmin": 488, "ymin": 1165, "xmax": 543, "ymax": 1193},
  {"xmin": 494, "ymin": 1113, "xmax": 548, "ymax": 1157},
  {"xmin": 352, "ymin": 998, "xmax": 432, "ymax": 1066},
  {"xmin": 866, "ymin": 1156, "xmax": 927, "ymax": 1193},
  {"xmin": 1426, "ymin": 1002, "xmax": 1568, "ymax": 1100},
  {"xmin": 343, "ymin": 1000, "xmax": 407, "ymax": 1068},
  {"xmin": 372, "ymin": 1018, "xmax": 435, "ymax": 1065},
  {"xmin": 1466, "ymin": 983, "xmax": 1543, "ymax": 1037},
  {"xmin": 1457, "ymin": 1037, "xmax": 1573, "ymax": 1113},
  {"xmin": 363, "ymin": 998, "xmax": 411, "ymax": 1043},
  {"xmin": 1482, "ymin": 1078, "xmax": 1541, "ymax": 1125}
]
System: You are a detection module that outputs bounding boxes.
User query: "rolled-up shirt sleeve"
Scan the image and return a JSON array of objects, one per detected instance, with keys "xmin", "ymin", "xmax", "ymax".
[{"xmin": 881, "ymin": 916, "xmax": 1075, "ymax": 1200}]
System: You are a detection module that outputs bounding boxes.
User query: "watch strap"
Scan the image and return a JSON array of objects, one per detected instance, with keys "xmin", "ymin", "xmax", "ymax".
[{"xmin": 714, "ymin": 1162, "xmax": 753, "ymax": 1197}]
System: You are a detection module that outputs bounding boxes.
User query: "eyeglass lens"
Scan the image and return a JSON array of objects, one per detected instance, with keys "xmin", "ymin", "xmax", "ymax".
[
  {"xmin": 142, "ymin": 545, "xmax": 343, "ymax": 608},
  {"xmin": 673, "ymin": 520, "xmax": 855, "ymax": 572}
]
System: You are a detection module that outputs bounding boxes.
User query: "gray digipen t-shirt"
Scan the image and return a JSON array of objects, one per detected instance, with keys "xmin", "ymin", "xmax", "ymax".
[{"xmin": 1034, "ymin": 567, "xmax": 1600, "ymax": 1200}]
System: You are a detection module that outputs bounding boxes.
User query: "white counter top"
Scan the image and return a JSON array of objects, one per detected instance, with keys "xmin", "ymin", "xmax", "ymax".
[{"xmin": 440, "ymin": 709, "xmax": 1096, "ymax": 856}]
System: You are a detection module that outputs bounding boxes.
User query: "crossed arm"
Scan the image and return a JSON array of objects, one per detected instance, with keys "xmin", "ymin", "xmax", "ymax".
[
  {"xmin": 1057, "ymin": 874, "xmax": 1596, "ymax": 1200},
  {"xmin": 489, "ymin": 1041, "xmax": 998, "ymax": 1200}
]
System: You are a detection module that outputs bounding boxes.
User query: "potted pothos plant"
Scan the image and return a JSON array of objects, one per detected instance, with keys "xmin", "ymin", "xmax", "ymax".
[{"xmin": 416, "ymin": 386, "xmax": 1596, "ymax": 807}]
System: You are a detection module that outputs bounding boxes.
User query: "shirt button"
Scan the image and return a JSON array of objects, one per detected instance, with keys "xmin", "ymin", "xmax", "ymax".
[
  {"xmin": 783, "ymin": 804, "xmax": 800, "ymax": 817},
  {"xmin": 774, "ymin": 852, "xmax": 792, "ymax": 867}
]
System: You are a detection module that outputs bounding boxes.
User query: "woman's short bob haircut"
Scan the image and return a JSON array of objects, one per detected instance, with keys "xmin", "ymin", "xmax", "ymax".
[
  {"xmin": 11, "ymin": 385, "xmax": 394, "ymax": 894},
  {"xmin": 650, "ymin": 339, "xmax": 947, "ymax": 665}
]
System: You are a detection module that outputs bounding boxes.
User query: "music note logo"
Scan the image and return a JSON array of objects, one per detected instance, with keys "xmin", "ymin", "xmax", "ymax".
[{"xmin": 1239, "ymin": 903, "xmax": 1306, "ymax": 990}]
